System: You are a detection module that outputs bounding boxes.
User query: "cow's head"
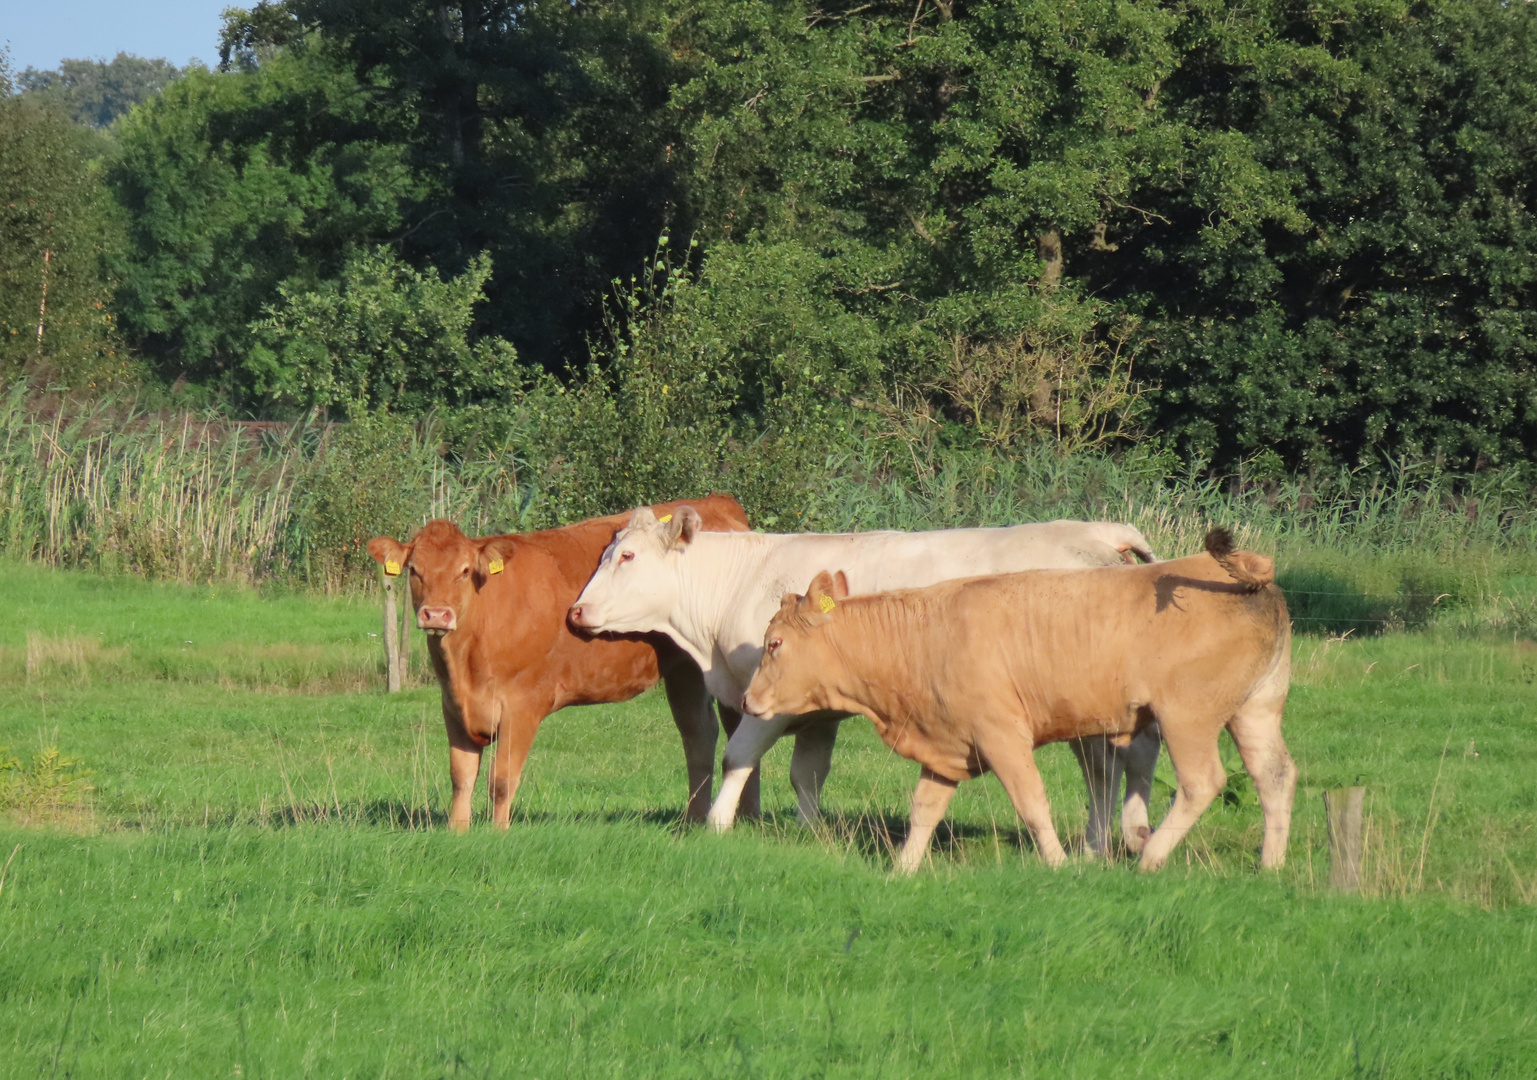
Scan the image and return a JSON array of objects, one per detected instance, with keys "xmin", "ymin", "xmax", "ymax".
[
  {"xmin": 568, "ymin": 505, "xmax": 701, "ymax": 634},
  {"xmin": 741, "ymin": 569, "xmax": 850, "ymax": 718},
  {"xmin": 367, "ymin": 519, "xmax": 513, "ymax": 637}
]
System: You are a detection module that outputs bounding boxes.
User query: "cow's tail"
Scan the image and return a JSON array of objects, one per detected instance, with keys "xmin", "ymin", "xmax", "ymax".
[
  {"xmin": 1092, "ymin": 523, "xmax": 1158, "ymax": 564},
  {"xmin": 1205, "ymin": 527, "xmax": 1274, "ymax": 590},
  {"xmin": 1110, "ymin": 525, "xmax": 1158, "ymax": 565}
]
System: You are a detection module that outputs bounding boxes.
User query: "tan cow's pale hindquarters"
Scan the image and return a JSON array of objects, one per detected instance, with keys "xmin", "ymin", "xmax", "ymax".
[
  {"xmin": 741, "ymin": 529, "xmax": 1295, "ymax": 874},
  {"xmin": 568, "ymin": 507, "xmax": 1164, "ymax": 854}
]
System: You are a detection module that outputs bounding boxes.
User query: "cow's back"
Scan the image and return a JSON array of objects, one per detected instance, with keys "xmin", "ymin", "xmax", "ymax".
[
  {"xmin": 703, "ymin": 519, "xmax": 1155, "ymax": 691},
  {"xmin": 829, "ymin": 552, "xmax": 1286, "ymax": 778},
  {"xmin": 949, "ymin": 554, "xmax": 1287, "ymax": 737},
  {"xmin": 445, "ymin": 495, "xmax": 750, "ymax": 721}
]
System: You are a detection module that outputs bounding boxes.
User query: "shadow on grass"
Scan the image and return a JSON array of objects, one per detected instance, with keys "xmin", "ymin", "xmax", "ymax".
[{"xmin": 170, "ymin": 798, "xmax": 1129, "ymax": 871}]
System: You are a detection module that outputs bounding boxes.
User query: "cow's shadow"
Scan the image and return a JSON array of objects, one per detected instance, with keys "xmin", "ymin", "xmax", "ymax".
[{"xmin": 254, "ymin": 800, "xmax": 1106, "ymax": 867}]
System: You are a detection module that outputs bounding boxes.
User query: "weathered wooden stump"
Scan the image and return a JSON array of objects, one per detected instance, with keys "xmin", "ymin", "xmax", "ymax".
[{"xmin": 1325, "ymin": 786, "xmax": 1366, "ymax": 892}]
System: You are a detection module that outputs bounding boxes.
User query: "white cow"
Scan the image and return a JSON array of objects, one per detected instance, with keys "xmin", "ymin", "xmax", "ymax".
[{"xmin": 570, "ymin": 508, "xmax": 1163, "ymax": 852}]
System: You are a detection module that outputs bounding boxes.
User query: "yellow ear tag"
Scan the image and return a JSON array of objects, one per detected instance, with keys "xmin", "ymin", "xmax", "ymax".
[
  {"xmin": 384, "ymin": 560, "xmax": 401, "ymax": 577},
  {"xmin": 488, "ymin": 557, "xmax": 504, "ymax": 575},
  {"xmin": 657, "ymin": 514, "xmax": 673, "ymax": 523},
  {"xmin": 818, "ymin": 595, "xmax": 837, "ymax": 614}
]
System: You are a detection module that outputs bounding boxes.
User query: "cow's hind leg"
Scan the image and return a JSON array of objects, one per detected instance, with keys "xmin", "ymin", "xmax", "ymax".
[
  {"xmin": 1069, "ymin": 736, "xmax": 1123, "ymax": 857},
  {"xmin": 988, "ymin": 744, "xmax": 1068, "ymax": 869},
  {"xmin": 488, "ymin": 711, "xmax": 540, "ymax": 830},
  {"xmin": 1120, "ymin": 723, "xmax": 1161, "ymax": 854},
  {"xmin": 709, "ymin": 713, "xmax": 792, "ymax": 832},
  {"xmin": 896, "ymin": 768, "xmax": 959, "ymax": 874},
  {"xmin": 1137, "ymin": 714, "xmax": 1225, "ymax": 872},
  {"xmin": 1226, "ymin": 669, "xmax": 1295, "ymax": 869},
  {"xmin": 716, "ymin": 704, "xmax": 761, "ymax": 821},
  {"xmin": 662, "ymin": 664, "xmax": 719, "ymax": 824},
  {"xmin": 788, "ymin": 718, "xmax": 840, "ymax": 827}
]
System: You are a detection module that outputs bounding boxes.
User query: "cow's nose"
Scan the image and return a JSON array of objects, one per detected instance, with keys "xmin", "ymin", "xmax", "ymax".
[
  {"xmin": 740, "ymin": 694, "xmax": 751, "ymax": 713},
  {"xmin": 418, "ymin": 606, "xmax": 455, "ymax": 632},
  {"xmin": 568, "ymin": 604, "xmax": 586, "ymax": 627}
]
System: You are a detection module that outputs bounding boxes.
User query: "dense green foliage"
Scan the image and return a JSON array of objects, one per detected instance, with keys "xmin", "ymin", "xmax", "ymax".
[
  {"xmin": 83, "ymin": 0, "xmax": 1537, "ymax": 472},
  {"xmin": 1, "ymin": 566, "xmax": 1535, "ymax": 1076},
  {"xmin": 0, "ymin": 58, "xmax": 126, "ymax": 387},
  {"xmin": 104, "ymin": 48, "xmax": 419, "ymax": 395},
  {"xmin": 16, "ymin": 53, "xmax": 182, "ymax": 129}
]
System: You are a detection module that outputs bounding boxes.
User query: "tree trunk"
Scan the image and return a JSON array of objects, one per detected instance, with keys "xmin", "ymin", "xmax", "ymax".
[{"xmin": 1037, "ymin": 228, "xmax": 1063, "ymax": 288}]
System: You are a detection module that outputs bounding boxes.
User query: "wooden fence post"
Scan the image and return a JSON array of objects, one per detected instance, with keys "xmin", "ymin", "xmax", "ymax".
[
  {"xmin": 383, "ymin": 572, "xmax": 402, "ymax": 693},
  {"xmin": 1325, "ymin": 786, "xmax": 1366, "ymax": 892}
]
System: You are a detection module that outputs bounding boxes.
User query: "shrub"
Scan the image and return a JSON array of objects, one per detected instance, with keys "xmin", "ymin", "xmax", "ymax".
[{"xmin": 248, "ymin": 248, "xmax": 523, "ymax": 416}]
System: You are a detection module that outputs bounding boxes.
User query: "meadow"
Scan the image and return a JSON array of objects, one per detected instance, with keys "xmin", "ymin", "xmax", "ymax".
[{"xmin": 0, "ymin": 560, "xmax": 1535, "ymax": 1078}]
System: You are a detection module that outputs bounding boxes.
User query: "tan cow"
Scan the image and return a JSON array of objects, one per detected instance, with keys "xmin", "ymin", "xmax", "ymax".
[{"xmin": 742, "ymin": 529, "xmax": 1295, "ymax": 873}]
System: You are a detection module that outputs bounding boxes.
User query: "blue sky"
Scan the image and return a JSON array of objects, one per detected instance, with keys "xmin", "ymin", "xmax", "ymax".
[{"xmin": 2, "ymin": 0, "xmax": 233, "ymax": 73}]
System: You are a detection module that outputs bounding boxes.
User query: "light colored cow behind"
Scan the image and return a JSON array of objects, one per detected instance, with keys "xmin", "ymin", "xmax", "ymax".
[
  {"xmin": 742, "ymin": 529, "xmax": 1295, "ymax": 873},
  {"xmin": 568, "ymin": 508, "xmax": 1161, "ymax": 851}
]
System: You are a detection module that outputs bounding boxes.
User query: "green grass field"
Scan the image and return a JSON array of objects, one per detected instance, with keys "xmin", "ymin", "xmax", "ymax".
[{"xmin": 2, "ymin": 563, "xmax": 1535, "ymax": 1078}]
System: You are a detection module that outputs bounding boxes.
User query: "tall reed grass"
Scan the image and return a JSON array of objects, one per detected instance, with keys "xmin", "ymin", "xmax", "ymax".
[{"xmin": 1, "ymin": 389, "xmax": 1534, "ymax": 634}]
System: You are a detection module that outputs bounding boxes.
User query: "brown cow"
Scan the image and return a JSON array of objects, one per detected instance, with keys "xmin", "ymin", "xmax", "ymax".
[
  {"xmin": 368, "ymin": 496, "xmax": 751, "ymax": 831},
  {"xmin": 742, "ymin": 529, "xmax": 1294, "ymax": 873}
]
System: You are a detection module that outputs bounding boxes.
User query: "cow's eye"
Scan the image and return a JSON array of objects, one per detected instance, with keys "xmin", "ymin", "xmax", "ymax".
[
  {"xmin": 618, "ymin": 551, "xmax": 635, "ymax": 564},
  {"xmin": 460, "ymin": 566, "xmax": 471, "ymax": 578},
  {"xmin": 767, "ymin": 638, "xmax": 782, "ymax": 655}
]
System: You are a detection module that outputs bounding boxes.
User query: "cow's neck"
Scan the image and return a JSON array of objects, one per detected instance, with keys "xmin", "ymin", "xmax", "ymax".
[
  {"xmin": 825, "ymin": 598, "xmax": 936, "ymax": 722},
  {"xmin": 669, "ymin": 531, "xmax": 779, "ymax": 671}
]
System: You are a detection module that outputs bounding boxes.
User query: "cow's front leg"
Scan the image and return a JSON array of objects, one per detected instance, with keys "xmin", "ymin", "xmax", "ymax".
[
  {"xmin": 444, "ymin": 716, "xmax": 483, "ymax": 832},
  {"xmin": 989, "ymin": 745, "xmax": 1068, "ymax": 868},
  {"xmin": 708, "ymin": 713, "xmax": 791, "ymax": 832},
  {"xmin": 788, "ymin": 718, "xmax": 840, "ymax": 827},
  {"xmin": 488, "ymin": 712, "xmax": 540, "ymax": 830},
  {"xmin": 662, "ymin": 663, "xmax": 720, "ymax": 824},
  {"xmin": 896, "ymin": 768, "xmax": 958, "ymax": 874},
  {"xmin": 716, "ymin": 704, "xmax": 761, "ymax": 821}
]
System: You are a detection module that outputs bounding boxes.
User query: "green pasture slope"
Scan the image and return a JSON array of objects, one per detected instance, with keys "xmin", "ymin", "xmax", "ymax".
[{"xmin": 1, "ymin": 563, "xmax": 1535, "ymax": 1078}]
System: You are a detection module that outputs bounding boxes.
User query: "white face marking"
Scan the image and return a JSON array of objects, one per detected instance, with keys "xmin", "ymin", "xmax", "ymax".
[{"xmin": 571, "ymin": 524, "xmax": 680, "ymax": 634}]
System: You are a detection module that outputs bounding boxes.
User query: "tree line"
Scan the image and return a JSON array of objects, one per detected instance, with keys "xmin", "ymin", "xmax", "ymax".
[{"xmin": 4, "ymin": 0, "xmax": 1536, "ymax": 476}]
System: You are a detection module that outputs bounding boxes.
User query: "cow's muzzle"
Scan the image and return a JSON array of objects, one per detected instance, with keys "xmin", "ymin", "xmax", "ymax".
[
  {"xmin": 740, "ymin": 691, "xmax": 771, "ymax": 718},
  {"xmin": 418, "ymin": 606, "xmax": 457, "ymax": 635},
  {"xmin": 567, "ymin": 603, "xmax": 597, "ymax": 631}
]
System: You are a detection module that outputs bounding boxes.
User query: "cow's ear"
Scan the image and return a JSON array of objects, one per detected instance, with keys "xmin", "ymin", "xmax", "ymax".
[
  {"xmin": 627, "ymin": 506, "xmax": 659, "ymax": 531},
  {"xmin": 661, "ymin": 505, "xmax": 703, "ymax": 550},
  {"xmin": 830, "ymin": 570, "xmax": 851, "ymax": 600},
  {"xmin": 477, "ymin": 537, "xmax": 513, "ymax": 578},
  {"xmin": 368, "ymin": 537, "xmax": 410, "ymax": 577},
  {"xmin": 799, "ymin": 570, "xmax": 840, "ymax": 624}
]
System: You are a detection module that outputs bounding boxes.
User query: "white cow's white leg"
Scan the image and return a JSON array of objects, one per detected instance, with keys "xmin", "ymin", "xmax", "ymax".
[
  {"xmin": 661, "ymin": 664, "xmax": 719, "ymax": 824},
  {"xmin": 1069, "ymin": 736, "xmax": 1122, "ymax": 856},
  {"xmin": 707, "ymin": 713, "xmax": 791, "ymax": 832},
  {"xmin": 896, "ymin": 768, "xmax": 959, "ymax": 874},
  {"xmin": 710, "ymin": 767, "xmax": 754, "ymax": 833},
  {"xmin": 1119, "ymin": 724, "xmax": 1161, "ymax": 854},
  {"xmin": 788, "ymin": 719, "xmax": 840, "ymax": 827},
  {"xmin": 716, "ymin": 704, "xmax": 761, "ymax": 820}
]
